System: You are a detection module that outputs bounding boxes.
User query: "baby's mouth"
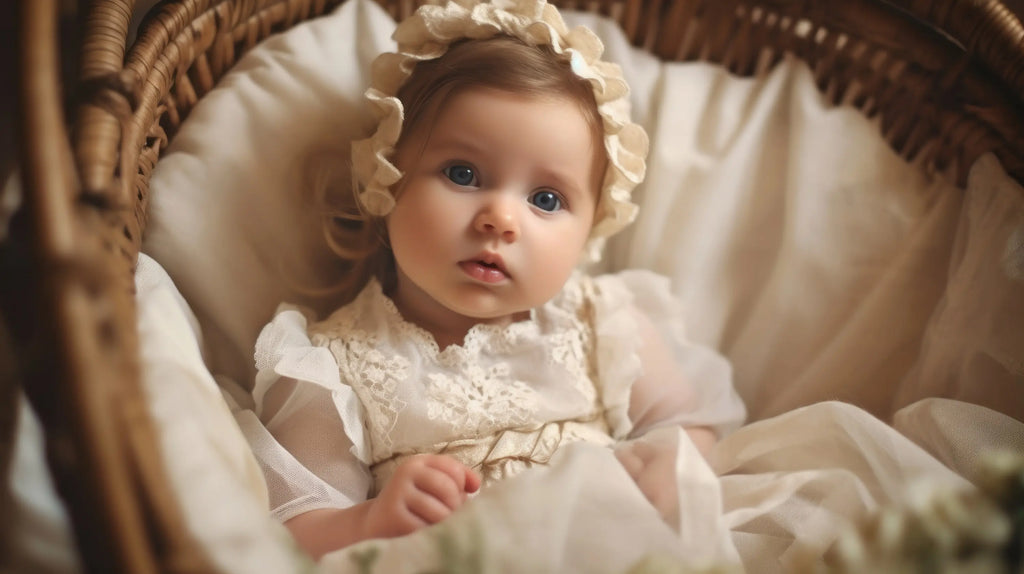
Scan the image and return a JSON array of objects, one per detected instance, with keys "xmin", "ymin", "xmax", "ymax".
[{"xmin": 460, "ymin": 255, "xmax": 510, "ymax": 282}]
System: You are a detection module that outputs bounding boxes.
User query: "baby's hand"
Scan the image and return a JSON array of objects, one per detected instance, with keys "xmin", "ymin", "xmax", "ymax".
[
  {"xmin": 615, "ymin": 441, "xmax": 679, "ymax": 525},
  {"xmin": 364, "ymin": 454, "xmax": 481, "ymax": 539}
]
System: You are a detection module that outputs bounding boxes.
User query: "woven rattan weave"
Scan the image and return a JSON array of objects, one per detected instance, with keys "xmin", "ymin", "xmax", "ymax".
[{"xmin": 5, "ymin": 0, "xmax": 1024, "ymax": 572}]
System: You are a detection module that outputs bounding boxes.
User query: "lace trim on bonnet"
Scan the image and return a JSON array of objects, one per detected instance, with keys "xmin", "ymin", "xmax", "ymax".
[{"xmin": 350, "ymin": 0, "xmax": 650, "ymax": 261}]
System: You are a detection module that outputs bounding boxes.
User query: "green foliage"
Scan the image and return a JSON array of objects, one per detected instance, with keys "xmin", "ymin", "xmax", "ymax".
[
  {"xmin": 829, "ymin": 451, "xmax": 1024, "ymax": 574},
  {"xmin": 351, "ymin": 546, "xmax": 381, "ymax": 574},
  {"xmin": 418, "ymin": 528, "xmax": 485, "ymax": 574}
]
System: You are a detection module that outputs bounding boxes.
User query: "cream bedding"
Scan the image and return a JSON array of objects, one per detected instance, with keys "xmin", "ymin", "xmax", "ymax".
[{"xmin": 7, "ymin": 0, "xmax": 1023, "ymax": 572}]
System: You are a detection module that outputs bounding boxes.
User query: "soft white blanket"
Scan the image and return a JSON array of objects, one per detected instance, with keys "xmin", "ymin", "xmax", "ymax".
[{"xmin": 306, "ymin": 399, "xmax": 1008, "ymax": 573}]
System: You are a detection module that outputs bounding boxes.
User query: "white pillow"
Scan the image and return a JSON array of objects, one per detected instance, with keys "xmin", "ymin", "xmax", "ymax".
[
  {"xmin": 614, "ymin": 57, "xmax": 949, "ymax": 421},
  {"xmin": 144, "ymin": 0, "xmax": 397, "ymax": 390},
  {"xmin": 612, "ymin": 56, "xmax": 1024, "ymax": 422},
  {"xmin": 135, "ymin": 254, "xmax": 305, "ymax": 573}
]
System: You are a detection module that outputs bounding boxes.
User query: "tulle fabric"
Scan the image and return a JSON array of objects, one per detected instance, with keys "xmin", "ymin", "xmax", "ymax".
[{"xmin": 303, "ymin": 400, "xmax": 993, "ymax": 574}]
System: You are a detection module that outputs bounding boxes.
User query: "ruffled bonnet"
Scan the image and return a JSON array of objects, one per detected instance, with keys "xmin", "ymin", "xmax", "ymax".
[{"xmin": 350, "ymin": 0, "xmax": 649, "ymax": 261}]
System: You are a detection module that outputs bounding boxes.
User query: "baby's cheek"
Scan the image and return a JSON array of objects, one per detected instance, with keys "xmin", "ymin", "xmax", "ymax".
[{"xmin": 539, "ymin": 237, "xmax": 588, "ymax": 286}]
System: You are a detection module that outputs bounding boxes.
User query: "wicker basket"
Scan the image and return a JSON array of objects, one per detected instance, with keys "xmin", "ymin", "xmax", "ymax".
[{"xmin": 4, "ymin": 0, "xmax": 1024, "ymax": 571}]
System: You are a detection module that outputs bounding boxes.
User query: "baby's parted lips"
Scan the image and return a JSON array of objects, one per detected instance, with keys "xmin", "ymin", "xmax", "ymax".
[{"xmin": 470, "ymin": 251, "xmax": 508, "ymax": 275}]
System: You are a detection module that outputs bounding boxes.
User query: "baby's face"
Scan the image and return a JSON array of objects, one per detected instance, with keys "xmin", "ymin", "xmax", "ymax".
[{"xmin": 387, "ymin": 87, "xmax": 600, "ymax": 328}]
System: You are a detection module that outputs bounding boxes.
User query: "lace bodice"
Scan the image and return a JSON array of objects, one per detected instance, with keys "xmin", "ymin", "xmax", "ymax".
[{"xmin": 308, "ymin": 274, "xmax": 613, "ymax": 490}]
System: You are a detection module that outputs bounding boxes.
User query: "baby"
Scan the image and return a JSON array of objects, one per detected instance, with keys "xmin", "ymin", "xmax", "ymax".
[{"xmin": 249, "ymin": 0, "xmax": 745, "ymax": 560}]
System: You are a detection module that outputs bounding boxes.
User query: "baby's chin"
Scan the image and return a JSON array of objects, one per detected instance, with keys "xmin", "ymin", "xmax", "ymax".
[
  {"xmin": 456, "ymin": 307, "xmax": 533, "ymax": 327},
  {"xmin": 437, "ymin": 280, "xmax": 568, "ymax": 326},
  {"xmin": 443, "ymin": 295, "xmax": 535, "ymax": 325}
]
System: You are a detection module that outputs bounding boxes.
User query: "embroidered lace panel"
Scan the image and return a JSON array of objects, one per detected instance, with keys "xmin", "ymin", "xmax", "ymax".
[{"xmin": 312, "ymin": 277, "xmax": 604, "ymax": 465}]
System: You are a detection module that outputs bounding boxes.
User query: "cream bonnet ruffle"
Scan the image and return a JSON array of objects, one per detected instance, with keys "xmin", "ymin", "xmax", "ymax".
[{"xmin": 351, "ymin": 0, "xmax": 649, "ymax": 259}]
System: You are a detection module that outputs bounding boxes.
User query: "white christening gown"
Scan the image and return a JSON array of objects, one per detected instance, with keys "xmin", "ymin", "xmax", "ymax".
[{"xmin": 240, "ymin": 270, "xmax": 990, "ymax": 572}]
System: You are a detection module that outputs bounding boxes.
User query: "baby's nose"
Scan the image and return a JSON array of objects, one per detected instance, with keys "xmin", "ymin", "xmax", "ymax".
[{"xmin": 474, "ymin": 198, "xmax": 520, "ymax": 241}]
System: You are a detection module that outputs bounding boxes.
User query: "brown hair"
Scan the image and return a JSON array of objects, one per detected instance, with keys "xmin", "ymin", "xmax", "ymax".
[{"xmin": 318, "ymin": 35, "xmax": 605, "ymax": 302}]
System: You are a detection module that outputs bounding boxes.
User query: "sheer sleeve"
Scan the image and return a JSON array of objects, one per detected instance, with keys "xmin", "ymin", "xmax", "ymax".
[
  {"xmin": 591, "ymin": 271, "xmax": 747, "ymax": 440},
  {"xmin": 246, "ymin": 305, "xmax": 373, "ymax": 522}
]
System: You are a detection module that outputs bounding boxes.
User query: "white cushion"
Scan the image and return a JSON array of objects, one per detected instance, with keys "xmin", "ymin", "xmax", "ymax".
[
  {"xmin": 143, "ymin": 0, "xmax": 398, "ymax": 390},
  {"xmin": 135, "ymin": 254, "xmax": 303, "ymax": 572}
]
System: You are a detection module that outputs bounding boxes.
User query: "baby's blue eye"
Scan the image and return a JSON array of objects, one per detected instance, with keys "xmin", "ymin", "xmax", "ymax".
[
  {"xmin": 443, "ymin": 165, "xmax": 478, "ymax": 187},
  {"xmin": 530, "ymin": 190, "xmax": 563, "ymax": 212}
]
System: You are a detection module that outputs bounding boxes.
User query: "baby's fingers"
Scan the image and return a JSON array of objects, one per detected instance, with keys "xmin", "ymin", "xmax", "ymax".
[
  {"xmin": 412, "ymin": 465, "xmax": 466, "ymax": 510},
  {"xmin": 422, "ymin": 455, "xmax": 481, "ymax": 496},
  {"xmin": 463, "ymin": 466, "xmax": 481, "ymax": 494},
  {"xmin": 406, "ymin": 489, "xmax": 458, "ymax": 525}
]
